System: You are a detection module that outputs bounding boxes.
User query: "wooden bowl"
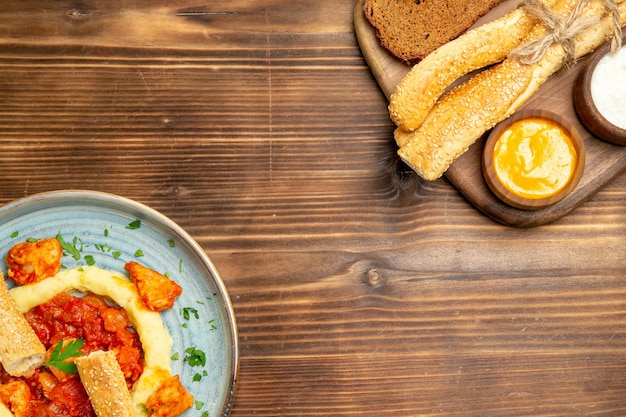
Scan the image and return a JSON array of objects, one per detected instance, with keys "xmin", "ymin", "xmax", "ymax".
[
  {"xmin": 573, "ymin": 34, "xmax": 626, "ymax": 145},
  {"xmin": 482, "ymin": 110, "xmax": 586, "ymax": 210}
]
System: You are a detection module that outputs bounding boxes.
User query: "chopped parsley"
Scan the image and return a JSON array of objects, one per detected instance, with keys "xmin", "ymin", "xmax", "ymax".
[
  {"xmin": 43, "ymin": 339, "xmax": 84, "ymax": 374},
  {"xmin": 192, "ymin": 369, "xmax": 208, "ymax": 383},
  {"xmin": 56, "ymin": 232, "xmax": 81, "ymax": 260},
  {"xmin": 126, "ymin": 220, "xmax": 141, "ymax": 230},
  {"xmin": 84, "ymin": 255, "xmax": 96, "ymax": 266},
  {"xmin": 94, "ymin": 243, "xmax": 111, "ymax": 253},
  {"xmin": 184, "ymin": 347, "xmax": 206, "ymax": 367},
  {"xmin": 181, "ymin": 307, "xmax": 199, "ymax": 320}
]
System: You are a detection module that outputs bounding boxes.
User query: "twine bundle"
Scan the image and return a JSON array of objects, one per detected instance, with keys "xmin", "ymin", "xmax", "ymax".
[{"xmin": 511, "ymin": 0, "xmax": 622, "ymax": 65}]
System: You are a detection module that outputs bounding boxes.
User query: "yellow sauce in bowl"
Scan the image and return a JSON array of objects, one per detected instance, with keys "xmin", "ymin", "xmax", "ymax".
[
  {"xmin": 483, "ymin": 110, "xmax": 586, "ymax": 211},
  {"xmin": 492, "ymin": 117, "xmax": 578, "ymax": 200}
]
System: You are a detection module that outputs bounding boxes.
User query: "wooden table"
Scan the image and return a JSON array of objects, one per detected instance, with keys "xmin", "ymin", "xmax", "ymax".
[{"xmin": 1, "ymin": 1, "xmax": 625, "ymax": 415}]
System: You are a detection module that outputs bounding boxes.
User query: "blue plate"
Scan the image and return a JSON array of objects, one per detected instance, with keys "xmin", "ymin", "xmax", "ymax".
[{"xmin": 0, "ymin": 190, "xmax": 238, "ymax": 417}]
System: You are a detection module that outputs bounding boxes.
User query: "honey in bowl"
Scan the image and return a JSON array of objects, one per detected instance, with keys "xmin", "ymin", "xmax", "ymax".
[{"xmin": 482, "ymin": 110, "xmax": 585, "ymax": 210}]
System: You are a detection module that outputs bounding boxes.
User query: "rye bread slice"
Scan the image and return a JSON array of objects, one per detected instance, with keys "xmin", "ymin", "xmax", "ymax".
[{"xmin": 364, "ymin": 0, "xmax": 505, "ymax": 64}]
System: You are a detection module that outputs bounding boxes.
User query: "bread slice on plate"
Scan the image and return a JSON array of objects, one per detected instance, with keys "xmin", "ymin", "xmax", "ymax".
[{"xmin": 364, "ymin": 0, "xmax": 505, "ymax": 64}]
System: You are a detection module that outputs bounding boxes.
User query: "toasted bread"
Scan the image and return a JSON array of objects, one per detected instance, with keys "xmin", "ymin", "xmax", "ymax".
[{"xmin": 364, "ymin": 0, "xmax": 505, "ymax": 64}]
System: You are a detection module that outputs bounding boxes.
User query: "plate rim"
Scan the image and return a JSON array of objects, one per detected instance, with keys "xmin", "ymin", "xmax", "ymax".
[{"xmin": 0, "ymin": 189, "xmax": 239, "ymax": 417}]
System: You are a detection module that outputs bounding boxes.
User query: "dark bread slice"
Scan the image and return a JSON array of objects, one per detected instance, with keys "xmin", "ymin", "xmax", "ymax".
[{"xmin": 364, "ymin": 0, "xmax": 505, "ymax": 64}]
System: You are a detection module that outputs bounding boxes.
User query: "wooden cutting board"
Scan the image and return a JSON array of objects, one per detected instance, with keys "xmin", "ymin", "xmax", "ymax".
[{"xmin": 354, "ymin": 0, "xmax": 626, "ymax": 227}]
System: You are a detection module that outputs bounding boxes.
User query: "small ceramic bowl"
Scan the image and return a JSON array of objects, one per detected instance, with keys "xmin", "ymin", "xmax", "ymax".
[
  {"xmin": 573, "ymin": 34, "xmax": 626, "ymax": 145},
  {"xmin": 482, "ymin": 110, "xmax": 586, "ymax": 210}
]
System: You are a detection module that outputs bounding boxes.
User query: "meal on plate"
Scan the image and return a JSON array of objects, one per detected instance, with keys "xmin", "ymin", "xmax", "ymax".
[
  {"xmin": 370, "ymin": 0, "xmax": 626, "ymax": 181},
  {"xmin": 0, "ymin": 236, "xmax": 194, "ymax": 417}
]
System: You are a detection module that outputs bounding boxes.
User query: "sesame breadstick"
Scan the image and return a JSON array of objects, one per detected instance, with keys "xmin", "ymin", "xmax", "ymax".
[
  {"xmin": 397, "ymin": 0, "xmax": 626, "ymax": 181},
  {"xmin": 75, "ymin": 350, "xmax": 134, "ymax": 417},
  {"xmin": 0, "ymin": 272, "xmax": 45, "ymax": 377},
  {"xmin": 389, "ymin": 0, "xmax": 559, "ymax": 132},
  {"xmin": 0, "ymin": 403, "xmax": 12, "ymax": 417}
]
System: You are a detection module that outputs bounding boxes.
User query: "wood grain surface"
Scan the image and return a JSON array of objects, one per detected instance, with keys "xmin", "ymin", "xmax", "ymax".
[
  {"xmin": 0, "ymin": 1, "xmax": 625, "ymax": 416},
  {"xmin": 355, "ymin": 0, "xmax": 626, "ymax": 227}
]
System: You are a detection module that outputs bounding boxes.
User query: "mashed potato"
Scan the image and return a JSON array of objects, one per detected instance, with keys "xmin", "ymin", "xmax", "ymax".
[{"xmin": 8, "ymin": 265, "xmax": 175, "ymax": 417}]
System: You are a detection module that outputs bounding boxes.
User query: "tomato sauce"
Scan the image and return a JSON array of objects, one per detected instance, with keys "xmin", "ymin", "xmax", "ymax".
[{"xmin": 0, "ymin": 292, "xmax": 144, "ymax": 417}]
